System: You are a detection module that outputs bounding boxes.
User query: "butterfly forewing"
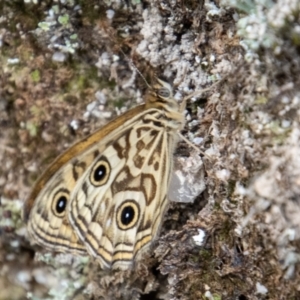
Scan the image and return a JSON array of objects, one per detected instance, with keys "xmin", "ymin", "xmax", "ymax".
[{"xmin": 68, "ymin": 107, "xmax": 179, "ymax": 269}]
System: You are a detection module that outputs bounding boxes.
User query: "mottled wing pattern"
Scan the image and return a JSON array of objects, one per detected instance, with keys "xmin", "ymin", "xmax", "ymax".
[
  {"xmin": 24, "ymin": 148, "xmax": 101, "ymax": 255},
  {"xmin": 24, "ymin": 106, "xmax": 147, "ymax": 256},
  {"xmin": 68, "ymin": 80, "xmax": 184, "ymax": 269},
  {"xmin": 68, "ymin": 110, "xmax": 175, "ymax": 268},
  {"xmin": 24, "ymin": 79, "xmax": 185, "ymax": 269}
]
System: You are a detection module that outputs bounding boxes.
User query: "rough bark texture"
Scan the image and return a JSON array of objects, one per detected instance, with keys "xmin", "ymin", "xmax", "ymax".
[{"xmin": 1, "ymin": 0, "xmax": 300, "ymax": 299}]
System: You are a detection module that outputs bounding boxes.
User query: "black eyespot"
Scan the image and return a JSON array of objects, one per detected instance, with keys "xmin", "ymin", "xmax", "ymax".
[
  {"xmin": 90, "ymin": 157, "xmax": 111, "ymax": 187},
  {"xmin": 94, "ymin": 164, "xmax": 106, "ymax": 182},
  {"xmin": 51, "ymin": 189, "xmax": 69, "ymax": 217},
  {"xmin": 116, "ymin": 200, "xmax": 140, "ymax": 230},
  {"xmin": 56, "ymin": 196, "xmax": 67, "ymax": 214},
  {"xmin": 121, "ymin": 206, "xmax": 135, "ymax": 225}
]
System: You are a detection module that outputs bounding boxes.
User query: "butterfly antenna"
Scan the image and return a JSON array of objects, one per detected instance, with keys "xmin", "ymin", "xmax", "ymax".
[
  {"xmin": 179, "ymin": 76, "xmax": 226, "ymax": 113},
  {"xmin": 118, "ymin": 48, "xmax": 152, "ymax": 89}
]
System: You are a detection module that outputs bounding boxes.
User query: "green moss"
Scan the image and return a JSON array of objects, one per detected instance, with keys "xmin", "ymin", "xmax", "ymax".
[
  {"xmin": 30, "ymin": 104, "xmax": 44, "ymax": 116},
  {"xmin": 255, "ymin": 95, "xmax": 268, "ymax": 104},
  {"xmin": 263, "ymin": 121, "xmax": 290, "ymax": 146},
  {"xmin": 0, "ymin": 198, "xmax": 23, "ymax": 230},
  {"xmin": 38, "ymin": 21, "xmax": 52, "ymax": 31},
  {"xmin": 70, "ymin": 33, "xmax": 78, "ymax": 40},
  {"xmin": 227, "ymin": 180, "xmax": 237, "ymax": 197},
  {"xmin": 26, "ymin": 121, "xmax": 38, "ymax": 137},
  {"xmin": 113, "ymin": 97, "xmax": 128, "ymax": 109},
  {"xmin": 217, "ymin": 219, "xmax": 233, "ymax": 242},
  {"xmin": 291, "ymin": 30, "xmax": 300, "ymax": 46},
  {"xmin": 30, "ymin": 69, "xmax": 40, "ymax": 82},
  {"xmin": 199, "ymin": 248, "xmax": 213, "ymax": 260},
  {"xmin": 58, "ymin": 14, "xmax": 70, "ymax": 26},
  {"xmin": 78, "ymin": 0, "xmax": 107, "ymax": 23},
  {"xmin": 65, "ymin": 64, "xmax": 100, "ymax": 93}
]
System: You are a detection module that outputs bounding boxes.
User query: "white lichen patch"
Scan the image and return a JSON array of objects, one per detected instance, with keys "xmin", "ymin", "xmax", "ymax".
[
  {"xmin": 192, "ymin": 229, "xmax": 206, "ymax": 246},
  {"xmin": 30, "ymin": 253, "xmax": 90, "ymax": 299},
  {"xmin": 168, "ymin": 152, "xmax": 205, "ymax": 203},
  {"xmin": 256, "ymin": 282, "xmax": 268, "ymax": 295},
  {"xmin": 136, "ymin": 5, "xmax": 213, "ymax": 92}
]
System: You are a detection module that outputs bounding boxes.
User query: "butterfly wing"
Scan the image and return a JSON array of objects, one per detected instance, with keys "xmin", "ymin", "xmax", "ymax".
[
  {"xmin": 24, "ymin": 105, "xmax": 147, "ymax": 256},
  {"xmin": 24, "ymin": 146, "xmax": 111, "ymax": 254},
  {"xmin": 24, "ymin": 155, "xmax": 94, "ymax": 255},
  {"xmin": 68, "ymin": 108, "xmax": 179, "ymax": 269},
  {"xmin": 24, "ymin": 79, "xmax": 185, "ymax": 267}
]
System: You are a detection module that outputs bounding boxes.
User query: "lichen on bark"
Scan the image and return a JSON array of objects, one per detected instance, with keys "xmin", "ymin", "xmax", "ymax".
[{"xmin": 1, "ymin": 0, "xmax": 300, "ymax": 299}]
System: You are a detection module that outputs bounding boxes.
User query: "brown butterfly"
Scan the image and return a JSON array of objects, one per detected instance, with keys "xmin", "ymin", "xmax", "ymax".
[{"xmin": 23, "ymin": 79, "xmax": 185, "ymax": 269}]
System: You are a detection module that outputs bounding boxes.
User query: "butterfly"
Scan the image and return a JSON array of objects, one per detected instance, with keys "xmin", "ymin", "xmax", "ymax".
[{"xmin": 23, "ymin": 79, "xmax": 186, "ymax": 269}]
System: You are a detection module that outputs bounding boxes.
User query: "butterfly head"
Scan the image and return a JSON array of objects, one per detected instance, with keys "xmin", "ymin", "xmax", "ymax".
[{"xmin": 145, "ymin": 79, "xmax": 175, "ymax": 111}]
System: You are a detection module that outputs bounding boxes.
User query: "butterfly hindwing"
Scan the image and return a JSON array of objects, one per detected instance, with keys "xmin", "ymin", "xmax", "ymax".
[{"xmin": 25, "ymin": 152, "xmax": 99, "ymax": 255}]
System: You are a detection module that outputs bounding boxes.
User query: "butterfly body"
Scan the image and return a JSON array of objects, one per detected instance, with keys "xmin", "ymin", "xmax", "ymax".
[{"xmin": 24, "ymin": 80, "xmax": 185, "ymax": 269}]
